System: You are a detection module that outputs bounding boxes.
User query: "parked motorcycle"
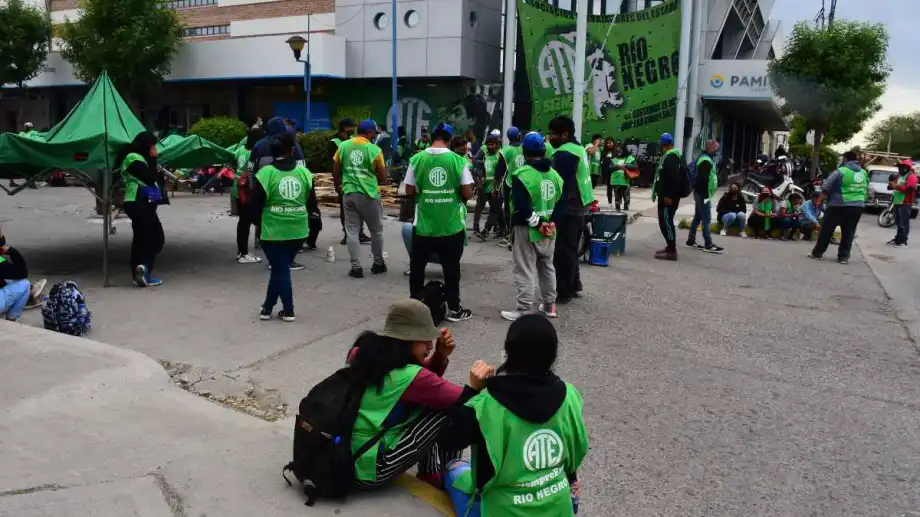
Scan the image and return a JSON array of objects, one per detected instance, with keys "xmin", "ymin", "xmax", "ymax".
[
  {"xmin": 878, "ymin": 203, "xmax": 896, "ymax": 228},
  {"xmin": 741, "ymin": 162, "xmax": 805, "ymax": 203}
]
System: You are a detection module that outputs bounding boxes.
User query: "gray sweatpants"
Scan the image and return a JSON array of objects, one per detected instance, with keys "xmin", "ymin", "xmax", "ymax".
[
  {"xmin": 344, "ymin": 193, "xmax": 384, "ymax": 268},
  {"xmin": 511, "ymin": 226, "xmax": 557, "ymax": 310}
]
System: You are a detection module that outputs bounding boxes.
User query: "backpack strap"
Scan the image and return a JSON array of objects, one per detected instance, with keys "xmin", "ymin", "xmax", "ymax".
[{"xmin": 352, "ymin": 420, "xmax": 394, "ymax": 460}]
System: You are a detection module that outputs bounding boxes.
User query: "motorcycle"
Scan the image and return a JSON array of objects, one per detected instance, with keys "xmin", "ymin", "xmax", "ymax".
[
  {"xmin": 741, "ymin": 159, "xmax": 805, "ymax": 204},
  {"xmin": 878, "ymin": 203, "xmax": 896, "ymax": 228}
]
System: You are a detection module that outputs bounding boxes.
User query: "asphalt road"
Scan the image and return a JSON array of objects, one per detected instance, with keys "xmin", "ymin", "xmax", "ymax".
[{"xmin": 2, "ymin": 187, "xmax": 919, "ymax": 516}]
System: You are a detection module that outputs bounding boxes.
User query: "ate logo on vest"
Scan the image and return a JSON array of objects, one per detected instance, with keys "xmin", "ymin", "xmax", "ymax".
[
  {"xmin": 349, "ymin": 150, "xmax": 365, "ymax": 167},
  {"xmin": 485, "ymin": 160, "xmax": 495, "ymax": 173},
  {"xmin": 854, "ymin": 172, "xmax": 866, "ymax": 183},
  {"xmin": 278, "ymin": 176, "xmax": 303, "ymax": 201},
  {"xmin": 540, "ymin": 179, "xmax": 557, "ymax": 201},
  {"xmin": 428, "ymin": 167, "xmax": 448, "ymax": 188},
  {"xmin": 514, "ymin": 155, "xmax": 526, "ymax": 168},
  {"xmin": 523, "ymin": 429, "xmax": 564, "ymax": 471}
]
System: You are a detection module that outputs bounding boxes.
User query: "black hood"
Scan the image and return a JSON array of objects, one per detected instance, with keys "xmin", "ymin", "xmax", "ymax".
[
  {"xmin": 486, "ymin": 372, "xmax": 567, "ymax": 424},
  {"xmin": 529, "ymin": 157, "xmax": 552, "ymax": 172}
]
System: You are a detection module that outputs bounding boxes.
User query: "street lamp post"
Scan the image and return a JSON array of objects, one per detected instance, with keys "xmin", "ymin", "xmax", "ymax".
[{"xmin": 286, "ymin": 25, "xmax": 311, "ymax": 132}]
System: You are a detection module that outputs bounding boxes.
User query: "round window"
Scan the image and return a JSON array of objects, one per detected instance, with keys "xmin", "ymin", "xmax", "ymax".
[
  {"xmin": 404, "ymin": 10, "xmax": 420, "ymax": 28},
  {"xmin": 373, "ymin": 12, "xmax": 389, "ymax": 30},
  {"xmin": 469, "ymin": 11, "xmax": 479, "ymax": 28}
]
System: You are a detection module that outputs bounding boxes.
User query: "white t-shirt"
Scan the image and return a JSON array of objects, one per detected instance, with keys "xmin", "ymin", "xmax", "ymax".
[{"xmin": 404, "ymin": 147, "xmax": 474, "ymax": 187}]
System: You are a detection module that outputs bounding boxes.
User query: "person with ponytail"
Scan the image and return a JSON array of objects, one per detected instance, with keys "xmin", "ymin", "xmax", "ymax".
[{"xmin": 117, "ymin": 131, "xmax": 167, "ymax": 287}]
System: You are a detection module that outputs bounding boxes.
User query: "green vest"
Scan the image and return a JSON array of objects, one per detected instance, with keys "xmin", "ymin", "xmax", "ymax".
[
  {"xmin": 501, "ymin": 145, "xmax": 525, "ymax": 187},
  {"xmin": 121, "ymin": 152, "xmax": 147, "ymax": 203},
  {"xmin": 515, "ymin": 165, "xmax": 564, "ymax": 242},
  {"xmin": 839, "ymin": 166, "xmax": 868, "ymax": 204},
  {"xmin": 0, "ymin": 256, "xmax": 6, "ymax": 265},
  {"xmin": 352, "ymin": 364, "xmax": 423, "ymax": 482},
  {"xmin": 610, "ymin": 157, "xmax": 628, "ymax": 186},
  {"xmin": 232, "ymin": 147, "xmax": 251, "ymax": 199},
  {"xmin": 255, "ymin": 164, "xmax": 313, "ymax": 241},
  {"xmin": 892, "ymin": 173, "xmax": 914, "ymax": 205},
  {"xmin": 586, "ymin": 144, "xmax": 601, "ymax": 175},
  {"xmin": 652, "ymin": 148, "xmax": 682, "ymax": 202},
  {"xmin": 339, "ymin": 138, "xmax": 383, "ymax": 199},
  {"xmin": 545, "ymin": 142, "xmax": 555, "ymax": 158},
  {"xmin": 696, "ymin": 154, "xmax": 717, "ymax": 199},
  {"xmin": 483, "ymin": 152, "xmax": 500, "ymax": 194},
  {"xmin": 757, "ymin": 198, "xmax": 774, "ymax": 231},
  {"xmin": 411, "ymin": 150, "xmax": 469, "ymax": 237},
  {"xmin": 330, "ymin": 137, "xmax": 343, "ymax": 148},
  {"xmin": 415, "ymin": 139, "xmax": 431, "ymax": 154},
  {"xmin": 459, "ymin": 384, "xmax": 589, "ymax": 517},
  {"xmin": 556, "ymin": 142, "xmax": 595, "ymax": 206}
]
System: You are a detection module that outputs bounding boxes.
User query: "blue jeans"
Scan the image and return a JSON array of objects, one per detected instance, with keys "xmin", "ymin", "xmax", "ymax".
[
  {"xmin": 444, "ymin": 460, "xmax": 481, "ymax": 517},
  {"xmin": 1, "ymin": 279, "xmax": 31, "ymax": 320},
  {"xmin": 721, "ymin": 212, "xmax": 746, "ymax": 229},
  {"xmin": 894, "ymin": 203, "xmax": 911, "ymax": 244},
  {"xmin": 261, "ymin": 241, "xmax": 299, "ymax": 313},
  {"xmin": 688, "ymin": 192, "xmax": 712, "ymax": 246},
  {"xmin": 402, "ymin": 223, "xmax": 440, "ymax": 264}
]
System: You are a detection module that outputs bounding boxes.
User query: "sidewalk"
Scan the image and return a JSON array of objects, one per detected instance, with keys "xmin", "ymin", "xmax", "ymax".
[
  {"xmin": 593, "ymin": 186, "xmax": 723, "ymax": 219},
  {"xmin": 0, "ymin": 322, "xmax": 446, "ymax": 517}
]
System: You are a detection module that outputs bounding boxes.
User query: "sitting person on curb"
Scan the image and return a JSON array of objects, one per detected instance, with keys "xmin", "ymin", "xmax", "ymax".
[
  {"xmin": 716, "ymin": 182, "xmax": 747, "ymax": 237},
  {"xmin": 799, "ymin": 191, "xmax": 824, "ymax": 241},
  {"xmin": 0, "ymin": 233, "xmax": 47, "ymax": 322},
  {"xmin": 748, "ymin": 187, "xmax": 778, "ymax": 239},
  {"xmin": 346, "ymin": 299, "xmax": 495, "ymax": 490},
  {"xmin": 441, "ymin": 314, "xmax": 589, "ymax": 517},
  {"xmin": 776, "ymin": 193, "xmax": 805, "ymax": 240}
]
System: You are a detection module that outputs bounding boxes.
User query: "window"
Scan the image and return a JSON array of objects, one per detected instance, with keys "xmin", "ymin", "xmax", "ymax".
[
  {"xmin": 373, "ymin": 12, "xmax": 389, "ymax": 30},
  {"xmin": 183, "ymin": 24, "xmax": 230, "ymax": 37},
  {"xmin": 404, "ymin": 10, "xmax": 419, "ymax": 28},
  {"xmin": 167, "ymin": 0, "xmax": 216, "ymax": 9}
]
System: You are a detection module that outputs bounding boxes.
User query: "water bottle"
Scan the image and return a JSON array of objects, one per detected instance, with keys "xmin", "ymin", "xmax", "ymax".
[{"xmin": 326, "ymin": 246, "xmax": 335, "ymax": 262}]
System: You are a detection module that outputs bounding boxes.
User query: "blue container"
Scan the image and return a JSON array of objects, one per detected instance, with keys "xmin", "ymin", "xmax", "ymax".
[{"xmin": 588, "ymin": 239, "xmax": 611, "ymax": 266}]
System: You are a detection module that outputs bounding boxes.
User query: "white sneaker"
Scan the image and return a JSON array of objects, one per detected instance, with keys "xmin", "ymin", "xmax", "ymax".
[
  {"xmin": 500, "ymin": 310, "xmax": 524, "ymax": 321},
  {"xmin": 719, "ymin": 229, "xmax": 727, "ymax": 236},
  {"xmin": 741, "ymin": 232, "xmax": 748, "ymax": 239},
  {"xmin": 237, "ymin": 253, "xmax": 262, "ymax": 264}
]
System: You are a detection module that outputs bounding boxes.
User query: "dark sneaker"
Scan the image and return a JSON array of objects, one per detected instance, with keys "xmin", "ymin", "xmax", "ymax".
[
  {"xmin": 371, "ymin": 262, "xmax": 388, "ymax": 274},
  {"xmin": 836, "ymin": 258, "xmax": 849, "ymax": 265},
  {"xmin": 340, "ymin": 236, "xmax": 347, "ymax": 245},
  {"xmin": 259, "ymin": 307, "xmax": 272, "ymax": 320},
  {"xmin": 807, "ymin": 252, "xmax": 823, "ymax": 260},
  {"xmin": 278, "ymin": 310, "xmax": 296, "ymax": 322},
  {"xmin": 654, "ymin": 248, "xmax": 670, "ymax": 257},
  {"xmin": 474, "ymin": 230, "xmax": 489, "ymax": 242},
  {"xmin": 886, "ymin": 239, "xmax": 898, "ymax": 246},
  {"xmin": 290, "ymin": 262, "xmax": 306, "ymax": 271},
  {"xmin": 359, "ymin": 233, "xmax": 371, "ymax": 244},
  {"xmin": 684, "ymin": 241, "xmax": 699, "ymax": 249},
  {"xmin": 703, "ymin": 244, "xmax": 724, "ymax": 254},
  {"xmin": 556, "ymin": 296, "xmax": 574, "ymax": 305},
  {"xmin": 896, "ymin": 242, "xmax": 908, "ymax": 248},
  {"xmin": 349, "ymin": 267, "xmax": 364, "ymax": 279},
  {"xmin": 654, "ymin": 251, "xmax": 678, "ymax": 261},
  {"xmin": 446, "ymin": 307, "xmax": 473, "ymax": 322}
]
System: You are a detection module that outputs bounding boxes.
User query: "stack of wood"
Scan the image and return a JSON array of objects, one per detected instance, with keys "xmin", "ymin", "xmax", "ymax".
[{"xmin": 313, "ymin": 173, "xmax": 400, "ymax": 210}]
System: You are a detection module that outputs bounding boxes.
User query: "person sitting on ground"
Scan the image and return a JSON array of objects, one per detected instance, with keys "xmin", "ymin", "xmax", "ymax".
[
  {"xmin": 748, "ymin": 187, "xmax": 777, "ymax": 239},
  {"xmin": 777, "ymin": 193, "xmax": 805, "ymax": 240},
  {"xmin": 716, "ymin": 182, "xmax": 747, "ymax": 236},
  {"xmin": 0, "ymin": 233, "xmax": 47, "ymax": 322},
  {"xmin": 347, "ymin": 299, "xmax": 495, "ymax": 490},
  {"xmin": 799, "ymin": 191, "xmax": 824, "ymax": 241},
  {"xmin": 441, "ymin": 314, "xmax": 588, "ymax": 517}
]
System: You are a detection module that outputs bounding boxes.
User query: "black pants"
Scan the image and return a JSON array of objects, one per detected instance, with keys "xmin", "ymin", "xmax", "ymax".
[
  {"xmin": 894, "ymin": 203, "xmax": 911, "ymax": 244},
  {"xmin": 502, "ymin": 184, "xmax": 512, "ymax": 236},
  {"xmin": 306, "ymin": 213, "xmax": 323, "ymax": 247},
  {"xmin": 473, "ymin": 188, "xmax": 496, "ymax": 232},
  {"xmin": 657, "ymin": 199, "xmax": 678, "ymax": 251},
  {"xmin": 235, "ymin": 198, "xmax": 259, "ymax": 256},
  {"xmin": 124, "ymin": 201, "xmax": 165, "ymax": 273},
  {"xmin": 554, "ymin": 214, "xmax": 583, "ymax": 300},
  {"xmin": 410, "ymin": 230, "xmax": 465, "ymax": 310},
  {"xmin": 812, "ymin": 206, "xmax": 862, "ymax": 261},
  {"xmin": 747, "ymin": 213, "xmax": 771, "ymax": 237},
  {"xmin": 591, "ymin": 175, "xmax": 600, "ymax": 188},
  {"xmin": 610, "ymin": 185, "xmax": 630, "ymax": 209}
]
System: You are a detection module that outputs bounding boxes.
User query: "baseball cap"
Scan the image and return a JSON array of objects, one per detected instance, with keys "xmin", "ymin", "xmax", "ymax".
[
  {"xmin": 433, "ymin": 122, "xmax": 454, "ymax": 138},
  {"xmin": 357, "ymin": 119, "xmax": 378, "ymax": 134},
  {"xmin": 522, "ymin": 131, "xmax": 546, "ymax": 155},
  {"xmin": 659, "ymin": 133, "xmax": 674, "ymax": 145},
  {"xmin": 380, "ymin": 299, "xmax": 441, "ymax": 342},
  {"xmin": 507, "ymin": 127, "xmax": 521, "ymax": 141}
]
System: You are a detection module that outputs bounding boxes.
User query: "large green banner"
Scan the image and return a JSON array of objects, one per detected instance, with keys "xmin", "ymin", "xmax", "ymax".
[{"xmin": 519, "ymin": 0, "xmax": 681, "ymax": 143}]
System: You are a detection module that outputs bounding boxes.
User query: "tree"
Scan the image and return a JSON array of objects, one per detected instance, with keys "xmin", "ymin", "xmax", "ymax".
[
  {"xmin": 865, "ymin": 112, "xmax": 920, "ymax": 158},
  {"xmin": 769, "ymin": 21, "xmax": 890, "ymax": 178},
  {"xmin": 58, "ymin": 0, "xmax": 183, "ymax": 104},
  {"xmin": 0, "ymin": 0, "xmax": 51, "ymax": 89}
]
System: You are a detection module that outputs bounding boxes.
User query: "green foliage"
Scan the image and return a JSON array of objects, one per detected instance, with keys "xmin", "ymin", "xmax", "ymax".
[
  {"xmin": 58, "ymin": 0, "xmax": 183, "ymax": 98},
  {"xmin": 789, "ymin": 143, "xmax": 840, "ymax": 174},
  {"xmin": 788, "ymin": 114, "xmax": 853, "ymax": 147},
  {"xmin": 298, "ymin": 130, "xmax": 337, "ymax": 172},
  {"xmin": 865, "ymin": 112, "xmax": 920, "ymax": 158},
  {"xmin": 188, "ymin": 117, "xmax": 248, "ymax": 148},
  {"xmin": 0, "ymin": 0, "xmax": 51, "ymax": 88}
]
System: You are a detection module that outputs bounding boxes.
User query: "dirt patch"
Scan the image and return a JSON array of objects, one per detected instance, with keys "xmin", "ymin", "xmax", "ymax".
[{"xmin": 869, "ymin": 253, "xmax": 894, "ymax": 263}]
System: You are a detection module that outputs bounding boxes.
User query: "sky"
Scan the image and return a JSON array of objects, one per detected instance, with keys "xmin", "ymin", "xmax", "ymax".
[{"xmin": 770, "ymin": 0, "xmax": 919, "ymax": 148}]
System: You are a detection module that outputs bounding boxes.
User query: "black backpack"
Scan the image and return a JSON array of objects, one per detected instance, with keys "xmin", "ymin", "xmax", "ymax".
[
  {"xmin": 679, "ymin": 160, "xmax": 694, "ymax": 198},
  {"xmin": 282, "ymin": 366, "xmax": 388, "ymax": 506},
  {"xmin": 417, "ymin": 280, "xmax": 447, "ymax": 325}
]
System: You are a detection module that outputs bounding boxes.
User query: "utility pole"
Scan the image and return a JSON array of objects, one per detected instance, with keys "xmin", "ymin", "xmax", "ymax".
[
  {"xmin": 572, "ymin": 0, "xmax": 589, "ymax": 140},
  {"xmin": 827, "ymin": 0, "xmax": 837, "ymax": 27},
  {"xmin": 814, "ymin": 0, "xmax": 825, "ymax": 29}
]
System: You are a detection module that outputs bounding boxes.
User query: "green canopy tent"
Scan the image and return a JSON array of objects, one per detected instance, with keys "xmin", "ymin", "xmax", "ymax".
[
  {"xmin": 156, "ymin": 134, "xmax": 185, "ymax": 150},
  {"xmin": 156, "ymin": 134, "xmax": 236, "ymax": 169},
  {"xmin": 0, "ymin": 71, "xmax": 146, "ymax": 285}
]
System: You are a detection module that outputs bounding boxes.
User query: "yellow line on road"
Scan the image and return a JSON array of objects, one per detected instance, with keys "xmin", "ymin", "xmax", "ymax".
[{"xmin": 395, "ymin": 474, "xmax": 456, "ymax": 517}]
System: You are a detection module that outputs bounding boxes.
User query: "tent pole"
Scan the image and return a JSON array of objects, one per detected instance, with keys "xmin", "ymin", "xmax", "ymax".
[{"xmin": 102, "ymin": 169, "xmax": 111, "ymax": 287}]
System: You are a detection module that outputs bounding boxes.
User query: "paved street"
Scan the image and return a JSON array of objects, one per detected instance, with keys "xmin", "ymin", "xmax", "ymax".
[{"xmin": 2, "ymin": 186, "xmax": 919, "ymax": 516}]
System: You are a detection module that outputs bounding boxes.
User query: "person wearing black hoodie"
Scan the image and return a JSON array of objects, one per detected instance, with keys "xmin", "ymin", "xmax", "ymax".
[
  {"xmin": 118, "ymin": 131, "xmax": 168, "ymax": 287},
  {"xmin": 651, "ymin": 133, "xmax": 684, "ymax": 261},
  {"xmin": 0, "ymin": 232, "xmax": 46, "ymax": 321},
  {"xmin": 441, "ymin": 314, "xmax": 589, "ymax": 517}
]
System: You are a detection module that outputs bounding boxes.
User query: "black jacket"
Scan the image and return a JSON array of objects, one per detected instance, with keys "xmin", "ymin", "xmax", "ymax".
[
  {"xmin": 249, "ymin": 156, "xmax": 318, "ymax": 243},
  {"xmin": 655, "ymin": 153, "xmax": 683, "ymax": 200},
  {"xmin": 440, "ymin": 372, "xmax": 578, "ymax": 492},
  {"xmin": 716, "ymin": 192, "xmax": 747, "ymax": 219},
  {"xmin": 552, "ymin": 139, "xmax": 588, "ymax": 216},
  {"xmin": 510, "ymin": 158, "xmax": 561, "ymax": 226},
  {"xmin": 693, "ymin": 154, "xmax": 715, "ymax": 196},
  {"xmin": 0, "ymin": 246, "xmax": 28, "ymax": 288}
]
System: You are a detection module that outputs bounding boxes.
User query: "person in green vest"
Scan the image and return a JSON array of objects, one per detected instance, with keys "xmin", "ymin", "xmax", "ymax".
[
  {"xmin": 473, "ymin": 132, "xmax": 503, "ymax": 240},
  {"xmin": 547, "ymin": 116, "xmax": 593, "ymax": 302},
  {"xmin": 414, "ymin": 126, "xmax": 432, "ymax": 155},
  {"xmin": 327, "ymin": 119, "xmax": 371, "ymax": 246},
  {"xmin": 250, "ymin": 132, "xmax": 316, "ymax": 322},
  {"xmin": 234, "ymin": 128, "xmax": 265, "ymax": 264},
  {"xmin": 333, "ymin": 119, "xmax": 388, "ymax": 278},
  {"xmin": 887, "ymin": 159, "xmax": 918, "ymax": 247},
  {"xmin": 651, "ymin": 133, "xmax": 684, "ymax": 261},
  {"xmin": 117, "ymin": 131, "xmax": 168, "ymax": 287},
  {"xmin": 809, "ymin": 151, "xmax": 868, "ymax": 264},
  {"xmin": 585, "ymin": 133, "xmax": 603, "ymax": 188},
  {"xmin": 748, "ymin": 187, "xmax": 777, "ymax": 239},
  {"xmin": 776, "ymin": 192, "xmax": 805, "ymax": 240},
  {"xmin": 17, "ymin": 121, "xmax": 38, "ymax": 139},
  {"xmin": 346, "ymin": 299, "xmax": 495, "ymax": 490},
  {"xmin": 500, "ymin": 132, "xmax": 564, "ymax": 322},
  {"xmin": 441, "ymin": 313, "xmax": 589, "ymax": 517},
  {"xmin": 406, "ymin": 122, "xmax": 475, "ymax": 322},
  {"xmin": 686, "ymin": 139, "xmax": 724, "ymax": 253},
  {"xmin": 494, "ymin": 127, "xmax": 524, "ymax": 247}
]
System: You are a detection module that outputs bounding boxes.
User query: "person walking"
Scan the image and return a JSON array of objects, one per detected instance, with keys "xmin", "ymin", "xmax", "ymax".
[
  {"xmin": 809, "ymin": 151, "xmax": 868, "ymax": 264},
  {"xmin": 887, "ymin": 159, "xmax": 917, "ymax": 247},
  {"xmin": 328, "ymin": 119, "xmax": 371, "ymax": 246},
  {"xmin": 500, "ymin": 132, "xmax": 563, "ymax": 321},
  {"xmin": 686, "ymin": 139, "xmax": 724, "ymax": 253},
  {"xmin": 548, "ymin": 116, "xmax": 594, "ymax": 302},
  {"xmin": 250, "ymin": 133, "xmax": 315, "ymax": 322},
  {"xmin": 651, "ymin": 133, "xmax": 683, "ymax": 261},
  {"xmin": 473, "ymin": 132, "xmax": 502, "ymax": 240},
  {"xmin": 405, "ymin": 122, "xmax": 475, "ymax": 322},
  {"xmin": 117, "ymin": 131, "xmax": 168, "ymax": 287},
  {"xmin": 333, "ymin": 119, "xmax": 388, "ymax": 278},
  {"xmin": 234, "ymin": 128, "xmax": 264, "ymax": 264}
]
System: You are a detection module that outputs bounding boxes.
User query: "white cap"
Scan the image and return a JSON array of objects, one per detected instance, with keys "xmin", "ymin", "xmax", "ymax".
[
  {"xmin": 24, "ymin": 122, "xmax": 33, "ymax": 128},
  {"xmin": 489, "ymin": 129, "xmax": 501, "ymax": 136}
]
